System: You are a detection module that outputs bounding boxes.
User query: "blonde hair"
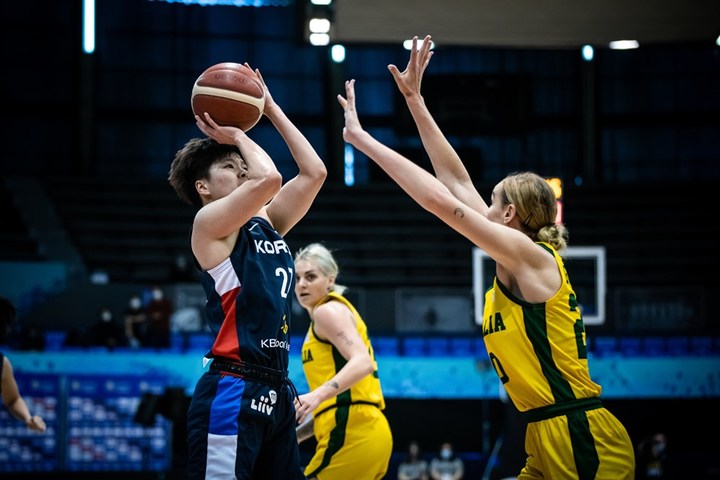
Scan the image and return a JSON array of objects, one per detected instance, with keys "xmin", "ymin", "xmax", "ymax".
[
  {"xmin": 501, "ymin": 172, "xmax": 569, "ymax": 251},
  {"xmin": 294, "ymin": 243, "xmax": 347, "ymax": 295}
]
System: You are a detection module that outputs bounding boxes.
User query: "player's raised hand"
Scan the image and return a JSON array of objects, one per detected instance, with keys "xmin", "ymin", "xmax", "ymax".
[
  {"xmin": 251, "ymin": 66, "xmax": 278, "ymax": 117},
  {"xmin": 337, "ymin": 79, "xmax": 364, "ymax": 146},
  {"xmin": 195, "ymin": 112, "xmax": 246, "ymax": 145},
  {"xmin": 388, "ymin": 35, "xmax": 434, "ymax": 98}
]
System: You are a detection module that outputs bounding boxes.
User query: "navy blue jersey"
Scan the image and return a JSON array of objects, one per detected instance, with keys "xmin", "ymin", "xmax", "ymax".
[{"xmin": 198, "ymin": 216, "xmax": 293, "ymax": 371}]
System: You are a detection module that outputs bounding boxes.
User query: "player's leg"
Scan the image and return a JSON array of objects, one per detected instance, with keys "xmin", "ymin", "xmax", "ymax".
[{"xmin": 253, "ymin": 383, "xmax": 306, "ymax": 479}]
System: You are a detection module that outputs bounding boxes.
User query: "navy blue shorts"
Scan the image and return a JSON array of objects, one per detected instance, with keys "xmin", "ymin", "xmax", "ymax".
[{"xmin": 187, "ymin": 370, "xmax": 305, "ymax": 480}]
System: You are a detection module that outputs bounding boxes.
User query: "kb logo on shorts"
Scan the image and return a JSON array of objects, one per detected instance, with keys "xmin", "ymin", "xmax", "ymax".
[{"xmin": 251, "ymin": 390, "xmax": 277, "ymax": 415}]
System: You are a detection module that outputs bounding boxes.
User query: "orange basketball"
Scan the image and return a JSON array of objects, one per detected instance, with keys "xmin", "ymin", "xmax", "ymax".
[{"xmin": 191, "ymin": 62, "xmax": 265, "ymax": 132}]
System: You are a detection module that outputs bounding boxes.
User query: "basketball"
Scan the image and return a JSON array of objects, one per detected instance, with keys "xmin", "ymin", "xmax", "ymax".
[{"xmin": 191, "ymin": 62, "xmax": 265, "ymax": 132}]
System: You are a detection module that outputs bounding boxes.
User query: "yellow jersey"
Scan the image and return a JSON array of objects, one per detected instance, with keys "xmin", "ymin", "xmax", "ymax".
[
  {"xmin": 482, "ymin": 242, "xmax": 602, "ymax": 412},
  {"xmin": 301, "ymin": 291, "xmax": 385, "ymax": 415}
]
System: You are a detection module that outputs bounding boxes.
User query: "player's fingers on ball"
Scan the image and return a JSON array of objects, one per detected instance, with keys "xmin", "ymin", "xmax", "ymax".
[{"xmin": 204, "ymin": 112, "xmax": 219, "ymax": 127}]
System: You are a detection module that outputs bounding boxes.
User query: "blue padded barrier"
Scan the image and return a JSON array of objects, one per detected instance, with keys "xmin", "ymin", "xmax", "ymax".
[
  {"xmin": 426, "ymin": 337, "xmax": 450, "ymax": 356},
  {"xmin": 619, "ymin": 337, "xmax": 642, "ymax": 356},
  {"xmin": 187, "ymin": 333, "xmax": 213, "ymax": 352},
  {"xmin": 667, "ymin": 336, "xmax": 689, "ymax": 356},
  {"xmin": 372, "ymin": 336, "xmax": 400, "ymax": 356},
  {"xmin": 402, "ymin": 337, "xmax": 427, "ymax": 356},
  {"xmin": 642, "ymin": 337, "xmax": 666, "ymax": 356},
  {"xmin": 8, "ymin": 350, "xmax": 720, "ymax": 400},
  {"xmin": 169, "ymin": 332, "xmax": 185, "ymax": 351},
  {"xmin": 689, "ymin": 336, "xmax": 713, "ymax": 356},
  {"xmin": 44, "ymin": 331, "xmax": 67, "ymax": 351},
  {"xmin": 592, "ymin": 336, "xmax": 619, "ymax": 357},
  {"xmin": 448, "ymin": 337, "xmax": 473, "ymax": 357},
  {"xmin": 472, "ymin": 337, "xmax": 488, "ymax": 359},
  {"xmin": 289, "ymin": 335, "xmax": 304, "ymax": 355}
]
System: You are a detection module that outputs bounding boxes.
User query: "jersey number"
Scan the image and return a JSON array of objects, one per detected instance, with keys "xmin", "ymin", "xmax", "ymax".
[
  {"xmin": 488, "ymin": 352, "xmax": 510, "ymax": 385},
  {"xmin": 275, "ymin": 267, "xmax": 294, "ymax": 298},
  {"xmin": 488, "ymin": 323, "xmax": 587, "ymax": 386}
]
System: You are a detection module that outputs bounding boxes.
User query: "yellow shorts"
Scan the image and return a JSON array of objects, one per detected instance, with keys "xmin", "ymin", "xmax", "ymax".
[
  {"xmin": 520, "ymin": 406, "xmax": 635, "ymax": 480},
  {"xmin": 305, "ymin": 403, "xmax": 393, "ymax": 480}
]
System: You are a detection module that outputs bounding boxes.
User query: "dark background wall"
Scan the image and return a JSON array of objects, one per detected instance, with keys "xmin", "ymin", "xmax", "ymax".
[{"xmin": 2, "ymin": 1, "xmax": 719, "ymax": 184}]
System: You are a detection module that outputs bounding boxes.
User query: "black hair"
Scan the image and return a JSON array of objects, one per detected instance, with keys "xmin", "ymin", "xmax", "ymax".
[{"xmin": 168, "ymin": 137, "xmax": 242, "ymax": 207}]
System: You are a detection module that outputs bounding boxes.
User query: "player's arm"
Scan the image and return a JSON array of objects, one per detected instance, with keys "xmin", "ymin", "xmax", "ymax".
[
  {"xmin": 389, "ymin": 35, "xmax": 488, "ymax": 215},
  {"xmin": 254, "ymin": 68, "xmax": 327, "ymax": 236},
  {"xmin": 339, "ymin": 80, "xmax": 537, "ymax": 271},
  {"xmin": 293, "ymin": 301, "xmax": 373, "ymax": 425},
  {"xmin": 1, "ymin": 357, "xmax": 46, "ymax": 432},
  {"xmin": 191, "ymin": 113, "xmax": 282, "ymax": 269}
]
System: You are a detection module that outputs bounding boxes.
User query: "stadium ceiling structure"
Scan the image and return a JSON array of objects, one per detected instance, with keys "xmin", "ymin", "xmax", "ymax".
[{"xmin": 331, "ymin": 0, "xmax": 720, "ymax": 49}]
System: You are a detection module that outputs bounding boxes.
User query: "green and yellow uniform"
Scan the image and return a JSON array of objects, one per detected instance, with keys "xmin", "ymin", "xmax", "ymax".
[
  {"xmin": 301, "ymin": 292, "xmax": 392, "ymax": 480},
  {"xmin": 483, "ymin": 243, "xmax": 634, "ymax": 480}
]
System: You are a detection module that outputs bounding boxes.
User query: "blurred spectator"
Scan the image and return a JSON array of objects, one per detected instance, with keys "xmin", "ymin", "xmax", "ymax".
[
  {"xmin": 430, "ymin": 442, "xmax": 464, "ymax": 480},
  {"xmin": 89, "ymin": 305, "xmax": 125, "ymax": 350},
  {"xmin": 636, "ymin": 432, "xmax": 671, "ymax": 479},
  {"xmin": 171, "ymin": 306, "xmax": 203, "ymax": 333},
  {"xmin": 145, "ymin": 285, "xmax": 172, "ymax": 348},
  {"xmin": 171, "ymin": 253, "xmax": 196, "ymax": 283},
  {"xmin": 398, "ymin": 440, "xmax": 429, "ymax": 480},
  {"xmin": 0, "ymin": 296, "xmax": 47, "ymax": 432},
  {"xmin": 124, "ymin": 292, "xmax": 147, "ymax": 349}
]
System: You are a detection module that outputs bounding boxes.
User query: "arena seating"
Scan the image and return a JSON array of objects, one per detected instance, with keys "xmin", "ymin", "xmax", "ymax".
[
  {"xmin": 32, "ymin": 176, "xmax": 715, "ymax": 342},
  {"xmin": 43, "ymin": 176, "xmax": 195, "ymax": 283},
  {"xmin": 43, "ymin": 176, "xmax": 472, "ymax": 287},
  {"xmin": 42, "ymin": 331, "xmax": 714, "ymax": 357},
  {"xmin": 0, "ymin": 182, "xmax": 43, "ymax": 261}
]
